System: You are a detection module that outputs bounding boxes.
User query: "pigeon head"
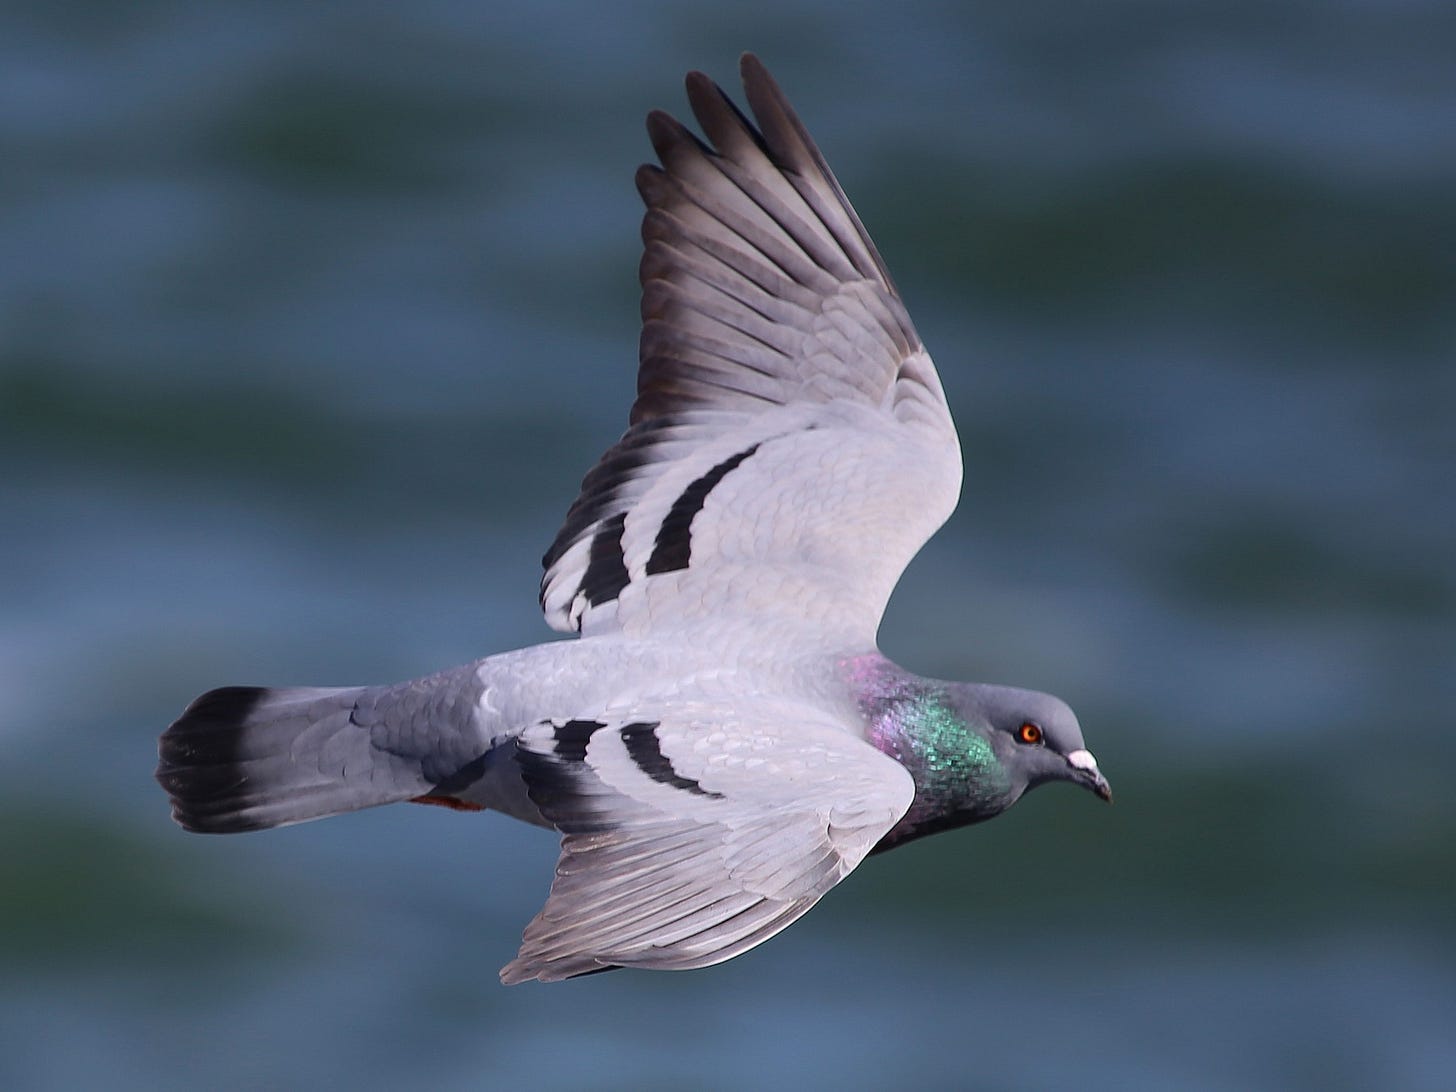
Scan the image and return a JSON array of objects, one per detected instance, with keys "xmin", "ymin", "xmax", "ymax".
[
  {"xmin": 963, "ymin": 684, "xmax": 1113, "ymax": 806},
  {"xmin": 859, "ymin": 666, "xmax": 1110, "ymax": 851}
]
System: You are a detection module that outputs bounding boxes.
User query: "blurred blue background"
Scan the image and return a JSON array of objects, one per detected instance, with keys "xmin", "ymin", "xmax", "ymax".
[{"xmin": 3, "ymin": 1, "xmax": 1453, "ymax": 1088}]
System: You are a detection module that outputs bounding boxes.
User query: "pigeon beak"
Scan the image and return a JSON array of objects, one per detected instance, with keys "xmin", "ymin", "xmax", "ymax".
[{"xmin": 1066, "ymin": 749, "xmax": 1113, "ymax": 803}]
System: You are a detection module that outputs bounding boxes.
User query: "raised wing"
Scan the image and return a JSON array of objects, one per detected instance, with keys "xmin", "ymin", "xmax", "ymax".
[
  {"xmin": 540, "ymin": 54, "xmax": 961, "ymax": 646},
  {"xmin": 500, "ymin": 707, "xmax": 915, "ymax": 983}
]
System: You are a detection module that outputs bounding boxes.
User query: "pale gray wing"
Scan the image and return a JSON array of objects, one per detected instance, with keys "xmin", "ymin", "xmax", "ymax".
[
  {"xmin": 540, "ymin": 55, "xmax": 961, "ymax": 647},
  {"xmin": 499, "ymin": 707, "xmax": 915, "ymax": 984}
]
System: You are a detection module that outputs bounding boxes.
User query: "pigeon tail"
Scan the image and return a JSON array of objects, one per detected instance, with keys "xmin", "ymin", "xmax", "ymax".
[
  {"xmin": 158, "ymin": 686, "xmax": 389, "ymax": 832},
  {"xmin": 157, "ymin": 670, "xmax": 489, "ymax": 833}
]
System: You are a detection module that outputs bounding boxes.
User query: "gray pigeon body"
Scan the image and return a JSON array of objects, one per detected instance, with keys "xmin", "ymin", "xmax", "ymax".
[{"xmin": 157, "ymin": 55, "xmax": 1110, "ymax": 985}]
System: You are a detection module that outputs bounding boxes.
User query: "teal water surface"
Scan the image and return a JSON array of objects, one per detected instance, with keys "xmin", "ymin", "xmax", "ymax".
[{"xmin": 3, "ymin": 2, "xmax": 1453, "ymax": 1089}]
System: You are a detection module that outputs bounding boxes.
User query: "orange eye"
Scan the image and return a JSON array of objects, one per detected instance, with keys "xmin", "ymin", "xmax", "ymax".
[{"xmin": 1018, "ymin": 722, "xmax": 1044, "ymax": 745}]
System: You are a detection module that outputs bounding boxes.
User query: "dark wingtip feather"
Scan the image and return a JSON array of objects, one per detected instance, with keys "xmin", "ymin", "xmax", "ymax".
[
  {"xmin": 682, "ymin": 69, "xmax": 717, "ymax": 110},
  {"xmin": 643, "ymin": 109, "xmax": 681, "ymax": 156},
  {"xmin": 739, "ymin": 52, "xmax": 767, "ymax": 83},
  {"xmin": 634, "ymin": 162, "xmax": 667, "ymax": 207}
]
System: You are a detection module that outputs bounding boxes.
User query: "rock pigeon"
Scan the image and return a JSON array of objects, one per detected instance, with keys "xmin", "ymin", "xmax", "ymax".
[{"xmin": 156, "ymin": 53, "xmax": 1111, "ymax": 985}]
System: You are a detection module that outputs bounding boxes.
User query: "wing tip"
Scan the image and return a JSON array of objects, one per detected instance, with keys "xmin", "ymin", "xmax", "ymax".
[
  {"xmin": 738, "ymin": 52, "xmax": 772, "ymax": 95},
  {"xmin": 499, "ymin": 954, "xmax": 617, "ymax": 986}
]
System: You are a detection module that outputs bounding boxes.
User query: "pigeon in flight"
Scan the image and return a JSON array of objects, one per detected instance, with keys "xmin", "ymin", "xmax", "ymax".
[{"xmin": 157, "ymin": 53, "xmax": 1111, "ymax": 985}]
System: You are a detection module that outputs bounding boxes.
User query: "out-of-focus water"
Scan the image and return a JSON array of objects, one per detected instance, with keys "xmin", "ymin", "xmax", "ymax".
[{"xmin": 3, "ymin": 2, "xmax": 1453, "ymax": 1089}]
